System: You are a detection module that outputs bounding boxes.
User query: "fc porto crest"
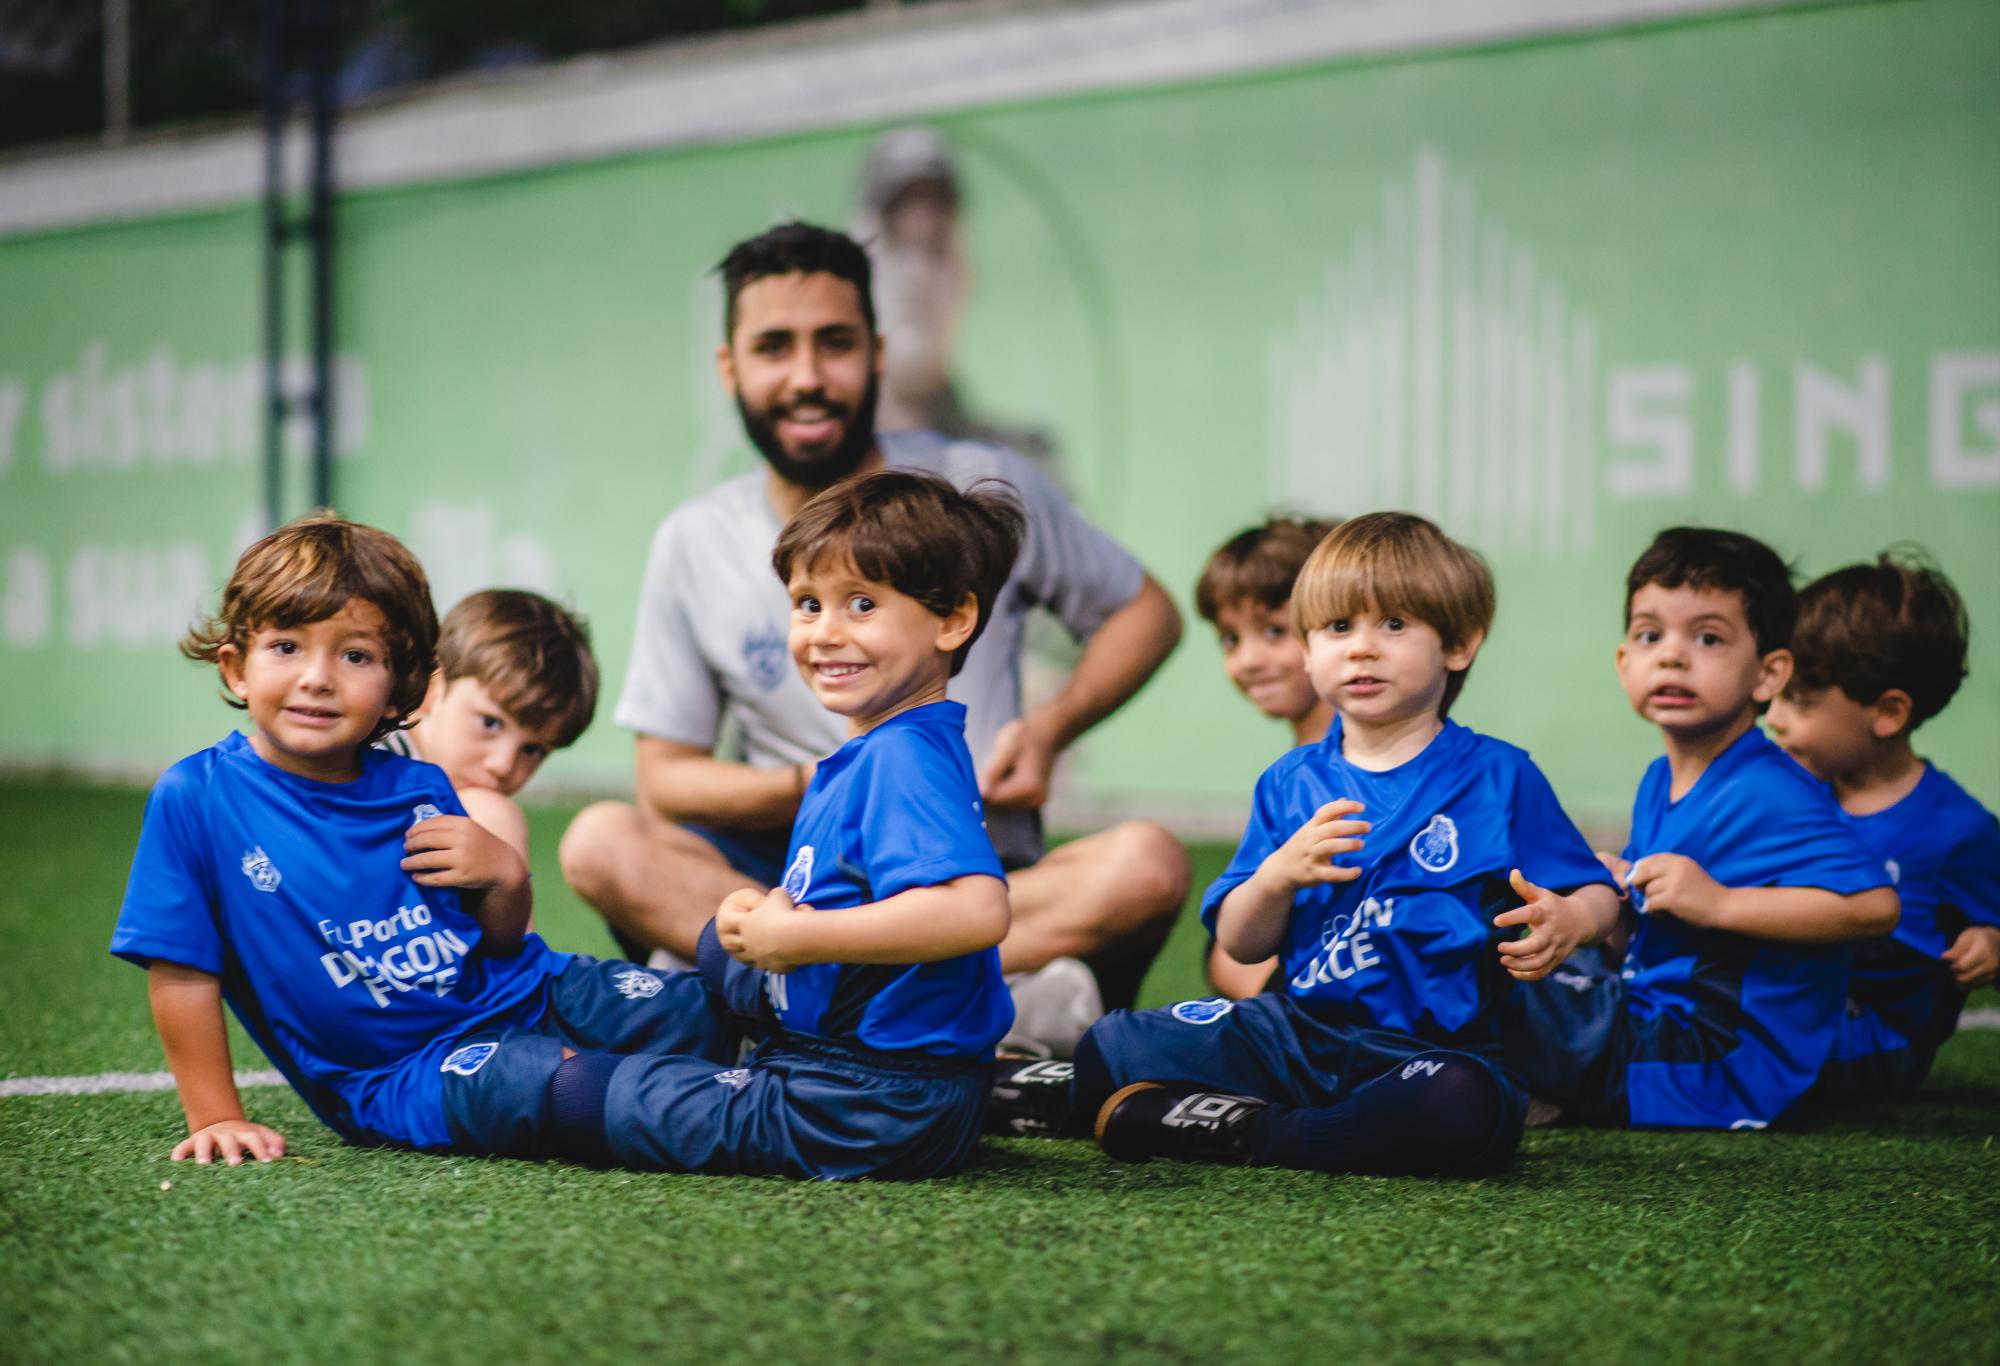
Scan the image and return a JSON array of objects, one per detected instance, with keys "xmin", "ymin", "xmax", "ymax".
[
  {"xmin": 1170, "ymin": 998, "xmax": 1236, "ymax": 1026},
  {"xmin": 781, "ymin": 845, "xmax": 815, "ymax": 903},
  {"xmin": 411, "ymin": 802, "xmax": 443, "ymax": 825},
  {"xmin": 1409, "ymin": 814, "xmax": 1460, "ymax": 873},
  {"xmin": 742, "ymin": 624, "xmax": 788, "ymax": 692},
  {"xmin": 612, "ymin": 968, "xmax": 664, "ymax": 1000},
  {"xmin": 240, "ymin": 846, "xmax": 281, "ymax": 893}
]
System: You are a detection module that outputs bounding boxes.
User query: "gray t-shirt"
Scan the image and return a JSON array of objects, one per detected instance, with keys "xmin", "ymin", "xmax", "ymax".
[{"xmin": 613, "ymin": 429, "xmax": 1146, "ymax": 866}]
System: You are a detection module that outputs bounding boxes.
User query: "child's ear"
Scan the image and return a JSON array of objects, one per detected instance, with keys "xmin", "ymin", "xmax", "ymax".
[
  {"xmin": 936, "ymin": 593, "xmax": 979, "ymax": 656},
  {"xmin": 715, "ymin": 341, "xmax": 738, "ymax": 397},
  {"xmin": 216, "ymin": 644, "xmax": 249, "ymax": 701},
  {"xmin": 418, "ymin": 669, "xmax": 446, "ymax": 718},
  {"xmin": 1869, "ymin": 688, "xmax": 1914, "ymax": 739},
  {"xmin": 1752, "ymin": 647, "xmax": 1794, "ymax": 704},
  {"xmin": 1443, "ymin": 627, "xmax": 1486, "ymax": 672}
]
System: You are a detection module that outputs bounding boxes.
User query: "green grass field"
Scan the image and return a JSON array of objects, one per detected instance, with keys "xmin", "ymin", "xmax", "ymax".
[{"xmin": 3, "ymin": 778, "xmax": 1996, "ymax": 1363}]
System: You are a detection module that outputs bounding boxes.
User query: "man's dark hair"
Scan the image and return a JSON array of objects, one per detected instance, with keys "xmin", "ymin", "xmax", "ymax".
[
  {"xmin": 717, "ymin": 221, "xmax": 875, "ymax": 340},
  {"xmin": 772, "ymin": 469, "xmax": 1025, "ymax": 678},
  {"xmin": 1625, "ymin": 527, "xmax": 1796, "ymax": 655},
  {"xmin": 1791, "ymin": 548, "xmax": 1968, "ymax": 731}
]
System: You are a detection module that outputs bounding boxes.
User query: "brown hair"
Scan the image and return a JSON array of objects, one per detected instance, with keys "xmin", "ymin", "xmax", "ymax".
[
  {"xmin": 1790, "ymin": 548, "xmax": 1968, "ymax": 732},
  {"xmin": 436, "ymin": 590, "xmax": 599, "ymax": 747},
  {"xmin": 181, "ymin": 512, "xmax": 438, "ymax": 743},
  {"xmin": 771, "ymin": 468, "xmax": 1025, "ymax": 677},
  {"xmin": 1290, "ymin": 511, "xmax": 1495, "ymax": 717},
  {"xmin": 1625, "ymin": 526, "xmax": 1795, "ymax": 655},
  {"xmin": 1195, "ymin": 516, "xmax": 1339, "ymax": 624}
]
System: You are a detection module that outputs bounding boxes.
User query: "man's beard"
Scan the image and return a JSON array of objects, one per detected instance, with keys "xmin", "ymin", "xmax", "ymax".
[{"xmin": 737, "ymin": 372, "xmax": 881, "ymax": 491}]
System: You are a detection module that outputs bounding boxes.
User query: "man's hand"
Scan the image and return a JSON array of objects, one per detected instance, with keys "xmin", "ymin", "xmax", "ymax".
[
  {"xmin": 1494, "ymin": 869, "xmax": 1592, "ymax": 981},
  {"xmin": 1626, "ymin": 853, "xmax": 1727, "ymax": 927},
  {"xmin": 718, "ymin": 886, "xmax": 812, "ymax": 972},
  {"xmin": 1943, "ymin": 925, "xmax": 2000, "ymax": 991},
  {"xmin": 172, "ymin": 1118, "xmax": 286, "ymax": 1166},
  {"xmin": 401, "ymin": 814, "xmax": 528, "ymax": 892},
  {"xmin": 1258, "ymin": 800, "xmax": 1369, "ymax": 893},
  {"xmin": 978, "ymin": 717, "xmax": 1059, "ymax": 812}
]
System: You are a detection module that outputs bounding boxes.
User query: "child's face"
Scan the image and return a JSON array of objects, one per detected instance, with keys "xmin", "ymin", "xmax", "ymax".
[
  {"xmin": 1766, "ymin": 685, "xmax": 1881, "ymax": 783},
  {"xmin": 1212, "ymin": 597, "xmax": 1319, "ymax": 723},
  {"xmin": 1303, "ymin": 602, "xmax": 1475, "ymax": 730},
  {"xmin": 417, "ymin": 676, "xmax": 564, "ymax": 797},
  {"xmin": 1617, "ymin": 583, "xmax": 1789, "ymax": 740},
  {"xmin": 786, "ymin": 555, "xmax": 973, "ymax": 733},
  {"xmin": 217, "ymin": 598, "xmax": 397, "ymax": 783}
]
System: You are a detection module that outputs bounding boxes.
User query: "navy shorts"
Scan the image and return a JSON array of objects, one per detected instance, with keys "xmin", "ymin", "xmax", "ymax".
[{"xmin": 1081, "ymin": 992, "xmax": 1525, "ymax": 1119}]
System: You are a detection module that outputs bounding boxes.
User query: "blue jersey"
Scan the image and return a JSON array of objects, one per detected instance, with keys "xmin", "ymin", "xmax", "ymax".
[
  {"xmin": 110, "ymin": 732, "xmax": 569, "ymax": 1149},
  {"xmin": 1618, "ymin": 726, "xmax": 1888, "ymax": 1127},
  {"xmin": 1201, "ymin": 719, "xmax": 1610, "ymax": 1043},
  {"xmin": 1837, "ymin": 764, "xmax": 2000, "ymax": 1054},
  {"xmin": 764, "ymin": 701, "xmax": 1012, "ymax": 1059}
]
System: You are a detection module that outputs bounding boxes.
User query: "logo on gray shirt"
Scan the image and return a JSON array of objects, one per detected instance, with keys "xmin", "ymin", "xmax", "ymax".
[{"xmin": 742, "ymin": 624, "xmax": 788, "ymax": 691}]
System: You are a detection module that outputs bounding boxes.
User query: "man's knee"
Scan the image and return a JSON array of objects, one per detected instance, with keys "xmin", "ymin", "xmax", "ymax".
[
  {"xmin": 1100, "ymin": 821, "xmax": 1191, "ymax": 933},
  {"xmin": 558, "ymin": 801, "xmax": 637, "ymax": 908}
]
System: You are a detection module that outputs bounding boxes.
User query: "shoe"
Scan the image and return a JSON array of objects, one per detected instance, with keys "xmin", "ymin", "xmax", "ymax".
[
  {"xmin": 1094, "ymin": 1083, "xmax": 1269, "ymax": 1165},
  {"xmin": 1000, "ymin": 956, "xmax": 1103, "ymax": 1059},
  {"xmin": 984, "ymin": 1058, "xmax": 1084, "ymax": 1139}
]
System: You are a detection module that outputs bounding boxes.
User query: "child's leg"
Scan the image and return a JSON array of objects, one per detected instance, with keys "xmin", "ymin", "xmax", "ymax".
[{"xmin": 539, "ymin": 954, "xmax": 741, "ymax": 1062}]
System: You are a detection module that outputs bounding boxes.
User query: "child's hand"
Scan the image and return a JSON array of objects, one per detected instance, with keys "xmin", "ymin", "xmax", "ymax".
[
  {"xmin": 1258, "ymin": 800, "xmax": 1369, "ymax": 892},
  {"xmin": 172, "ymin": 1118, "xmax": 286, "ymax": 1166},
  {"xmin": 1595, "ymin": 850, "xmax": 1632, "ymax": 890},
  {"xmin": 1626, "ymin": 853, "xmax": 1727, "ymax": 927},
  {"xmin": 1943, "ymin": 925, "xmax": 2000, "ymax": 990},
  {"xmin": 719, "ymin": 886, "xmax": 812, "ymax": 972},
  {"xmin": 401, "ymin": 815, "xmax": 528, "ymax": 892},
  {"xmin": 1493, "ymin": 870, "xmax": 1590, "ymax": 981}
]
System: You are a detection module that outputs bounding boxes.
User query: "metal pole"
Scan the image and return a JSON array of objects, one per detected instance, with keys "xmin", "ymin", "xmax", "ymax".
[
  {"xmin": 102, "ymin": 0, "xmax": 130, "ymax": 145},
  {"xmin": 307, "ymin": 0, "xmax": 336, "ymax": 511},
  {"xmin": 260, "ymin": 0, "xmax": 288, "ymax": 533}
]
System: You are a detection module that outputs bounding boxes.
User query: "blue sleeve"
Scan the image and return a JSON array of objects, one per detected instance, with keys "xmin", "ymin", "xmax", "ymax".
[
  {"xmin": 1940, "ymin": 813, "xmax": 2000, "ymax": 931},
  {"xmin": 857, "ymin": 730, "xmax": 1005, "ymax": 900},
  {"xmin": 1706, "ymin": 766, "xmax": 1888, "ymax": 895},
  {"xmin": 109, "ymin": 766, "xmax": 223, "ymax": 975},
  {"xmin": 1509, "ymin": 758, "xmax": 1615, "ymax": 895},
  {"xmin": 1200, "ymin": 765, "xmax": 1292, "ymax": 934}
]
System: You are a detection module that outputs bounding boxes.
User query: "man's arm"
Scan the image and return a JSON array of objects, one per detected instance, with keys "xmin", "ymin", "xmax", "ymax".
[
  {"xmin": 717, "ymin": 876, "xmax": 1011, "ymax": 972},
  {"xmin": 980, "ymin": 575, "xmax": 1181, "ymax": 809},
  {"xmin": 148, "ymin": 962, "xmax": 286, "ymax": 1164},
  {"xmin": 636, "ymin": 735, "xmax": 809, "ymax": 831}
]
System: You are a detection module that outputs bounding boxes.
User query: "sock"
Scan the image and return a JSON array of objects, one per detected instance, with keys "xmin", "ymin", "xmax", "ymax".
[
  {"xmin": 547, "ymin": 1050, "xmax": 624, "ymax": 1167},
  {"xmin": 1250, "ymin": 1052, "xmax": 1523, "ymax": 1177},
  {"xmin": 1070, "ymin": 1029, "xmax": 1116, "ymax": 1122}
]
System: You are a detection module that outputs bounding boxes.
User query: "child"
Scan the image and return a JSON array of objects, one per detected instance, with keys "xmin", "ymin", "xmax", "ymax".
[
  {"xmin": 380, "ymin": 589, "xmax": 598, "ymax": 859},
  {"xmin": 114, "ymin": 514, "xmax": 734, "ymax": 1167},
  {"xmin": 1061, "ymin": 512, "xmax": 1618, "ymax": 1176},
  {"xmin": 1193, "ymin": 516, "xmax": 1337, "ymax": 998},
  {"xmin": 1766, "ymin": 550, "xmax": 1999, "ymax": 1102},
  {"xmin": 1508, "ymin": 527, "xmax": 1900, "ymax": 1130}
]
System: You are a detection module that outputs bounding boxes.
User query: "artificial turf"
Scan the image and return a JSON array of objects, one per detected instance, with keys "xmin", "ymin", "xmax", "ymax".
[{"xmin": 3, "ymin": 778, "xmax": 1996, "ymax": 1363}]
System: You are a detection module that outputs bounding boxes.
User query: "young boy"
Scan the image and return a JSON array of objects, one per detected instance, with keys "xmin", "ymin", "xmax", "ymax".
[
  {"xmin": 1194, "ymin": 516, "xmax": 1337, "ymax": 998},
  {"xmin": 1058, "ymin": 512, "xmax": 1617, "ymax": 1176},
  {"xmin": 1508, "ymin": 528, "xmax": 1900, "ymax": 1130},
  {"xmin": 1765, "ymin": 551, "xmax": 1999, "ymax": 1102},
  {"xmin": 378, "ymin": 589, "xmax": 598, "ymax": 859}
]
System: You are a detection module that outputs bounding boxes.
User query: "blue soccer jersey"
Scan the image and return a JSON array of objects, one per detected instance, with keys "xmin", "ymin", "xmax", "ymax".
[
  {"xmin": 762, "ymin": 701, "xmax": 1012, "ymax": 1059},
  {"xmin": 1201, "ymin": 719, "xmax": 1611, "ymax": 1043},
  {"xmin": 1618, "ymin": 725, "xmax": 1889, "ymax": 1128},
  {"xmin": 111, "ymin": 732, "xmax": 569, "ymax": 1149},
  {"xmin": 1831, "ymin": 764, "xmax": 2000, "ymax": 1069}
]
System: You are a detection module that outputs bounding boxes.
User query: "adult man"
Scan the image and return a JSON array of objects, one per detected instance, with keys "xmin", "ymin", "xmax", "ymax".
[{"xmin": 559, "ymin": 222, "xmax": 1188, "ymax": 1045}]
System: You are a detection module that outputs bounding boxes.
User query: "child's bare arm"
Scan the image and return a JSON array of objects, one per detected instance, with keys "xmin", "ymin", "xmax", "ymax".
[
  {"xmin": 1494, "ymin": 873, "xmax": 1621, "ymax": 981},
  {"xmin": 402, "ymin": 815, "xmax": 532, "ymax": 954},
  {"xmin": 1215, "ymin": 800, "xmax": 1369, "ymax": 963},
  {"xmin": 1942, "ymin": 925, "xmax": 2000, "ymax": 990},
  {"xmin": 459, "ymin": 787, "xmax": 530, "ymax": 860},
  {"xmin": 1628, "ymin": 854, "xmax": 1899, "ymax": 942},
  {"xmin": 717, "ymin": 876, "xmax": 1010, "ymax": 973},
  {"xmin": 148, "ymin": 962, "xmax": 286, "ymax": 1165}
]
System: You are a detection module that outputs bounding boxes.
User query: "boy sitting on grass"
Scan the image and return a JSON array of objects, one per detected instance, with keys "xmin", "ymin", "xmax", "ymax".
[
  {"xmin": 1193, "ymin": 516, "xmax": 1337, "ymax": 999},
  {"xmin": 378, "ymin": 589, "xmax": 598, "ymax": 861},
  {"xmin": 1064, "ymin": 512, "xmax": 1617, "ymax": 1176},
  {"xmin": 1508, "ymin": 528, "xmax": 1900, "ymax": 1130},
  {"xmin": 1766, "ymin": 550, "xmax": 1998, "ymax": 1103}
]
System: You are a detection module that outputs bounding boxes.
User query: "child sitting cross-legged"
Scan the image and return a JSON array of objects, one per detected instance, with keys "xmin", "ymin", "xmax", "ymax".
[
  {"xmin": 1766, "ymin": 550, "xmax": 1998, "ymax": 1104},
  {"xmin": 1063, "ymin": 512, "xmax": 1618, "ymax": 1176}
]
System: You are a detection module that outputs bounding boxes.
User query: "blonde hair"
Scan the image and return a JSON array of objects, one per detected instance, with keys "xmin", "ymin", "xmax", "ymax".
[
  {"xmin": 181, "ymin": 512, "xmax": 438, "ymax": 743},
  {"xmin": 1291, "ymin": 512, "xmax": 1495, "ymax": 716}
]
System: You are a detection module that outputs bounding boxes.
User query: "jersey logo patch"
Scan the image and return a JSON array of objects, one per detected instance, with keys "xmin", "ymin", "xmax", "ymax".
[
  {"xmin": 411, "ymin": 803, "xmax": 443, "ymax": 825},
  {"xmin": 781, "ymin": 845, "xmax": 815, "ymax": 903},
  {"xmin": 713, "ymin": 1068, "xmax": 751, "ymax": 1089},
  {"xmin": 1170, "ymin": 998, "xmax": 1236, "ymax": 1026},
  {"xmin": 1409, "ymin": 814, "xmax": 1460, "ymax": 873},
  {"xmin": 742, "ymin": 624, "xmax": 788, "ymax": 691},
  {"xmin": 613, "ymin": 969, "xmax": 663, "ymax": 1000},
  {"xmin": 240, "ymin": 846, "xmax": 281, "ymax": 893},
  {"xmin": 1884, "ymin": 858, "xmax": 1901, "ymax": 885},
  {"xmin": 441, "ymin": 1041, "xmax": 498, "ymax": 1076}
]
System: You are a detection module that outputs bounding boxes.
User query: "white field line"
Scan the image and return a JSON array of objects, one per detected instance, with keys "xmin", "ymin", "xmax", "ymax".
[{"xmin": 6, "ymin": 1011, "xmax": 2000, "ymax": 1097}]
